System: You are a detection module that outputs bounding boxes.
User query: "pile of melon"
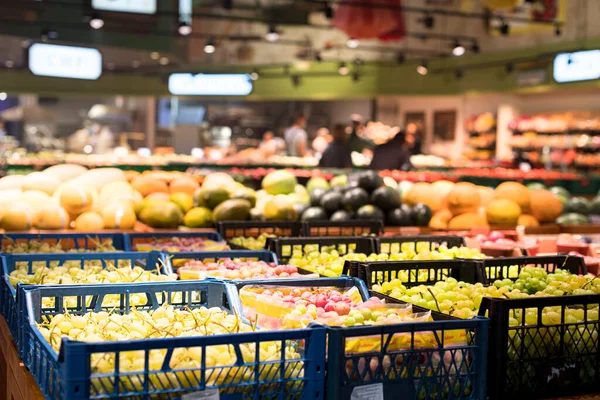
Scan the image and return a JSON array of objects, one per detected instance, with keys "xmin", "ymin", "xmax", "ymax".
[
  {"xmin": 402, "ymin": 180, "xmax": 564, "ymax": 229},
  {"xmin": 0, "ymin": 166, "xmax": 205, "ymax": 231}
]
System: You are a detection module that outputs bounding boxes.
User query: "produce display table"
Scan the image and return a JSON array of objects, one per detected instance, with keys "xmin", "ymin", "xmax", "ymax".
[{"xmin": 0, "ymin": 316, "xmax": 44, "ymax": 400}]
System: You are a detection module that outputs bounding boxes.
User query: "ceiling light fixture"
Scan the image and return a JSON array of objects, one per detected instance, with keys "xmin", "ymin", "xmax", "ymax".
[
  {"xmin": 471, "ymin": 41, "xmax": 480, "ymax": 53},
  {"xmin": 5, "ymin": 60, "xmax": 14, "ymax": 68},
  {"xmin": 266, "ymin": 24, "xmax": 279, "ymax": 42},
  {"xmin": 555, "ymin": 23, "xmax": 562, "ymax": 36},
  {"xmin": 422, "ymin": 13, "xmax": 435, "ymax": 29},
  {"xmin": 89, "ymin": 14, "xmax": 104, "ymax": 29},
  {"xmin": 178, "ymin": 21, "xmax": 192, "ymax": 36},
  {"xmin": 0, "ymin": 92, "xmax": 7, "ymax": 101},
  {"xmin": 204, "ymin": 38, "xmax": 216, "ymax": 54},
  {"xmin": 324, "ymin": 4, "xmax": 334, "ymax": 19},
  {"xmin": 396, "ymin": 53, "xmax": 406, "ymax": 64},
  {"xmin": 352, "ymin": 72, "xmax": 360, "ymax": 82},
  {"xmin": 250, "ymin": 69, "xmax": 260, "ymax": 80},
  {"xmin": 338, "ymin": 62, "xmax": 349, "ymax": 76},
  {"xmin": 506, "ymin": 63, "xmax": 514, "ymax": 73},
  {"xmin": 40, "ymin": 28, "xmax": 58, "ymax": 42},
  {"xmin": 291, "ymin": 75, "xmax": 300, "ymax": 87},
  {"xmin": 150, "ymin": 52, "xmax": 160, "ymax": 60},
  {"xmin": 315, "ymin": 52, "xmax": 323, "ymax": 62},
  {"xmin": 417, "ymin": 61, "xmax": 428, "ymax": 76},
  {"xmin": 455, "ymin": 69, "xmax": 464, "ymax": 79},
  {"xmin": 452, "ymin": 40, "xmax": 465, "ymax": 56},
  {"xmin": 347, "ymin": 39, "xmax": 359, "ymax": 49},
  {"xmin": 499, "ymin": 19, "xmax": 510, "ymax": 36},
  {"xmin": 159, "ymin": 57, "xmax": 169, "ymax": 65}
]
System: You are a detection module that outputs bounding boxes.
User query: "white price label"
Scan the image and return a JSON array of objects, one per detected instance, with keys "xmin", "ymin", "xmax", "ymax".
[
  {"xmin": 168, "ymin": 73, "xmax": 253, "ymax": 96},
  {"xmin": 29, "ymin": 43, "xmax": 102, "ymax": 80},
  {"xmin": 351, "ymin": 383, "xmax": 384, "ymax": 400},
  {"xmin": 92, "ymin": 0, "xmax": 157, "ymax": 14}
]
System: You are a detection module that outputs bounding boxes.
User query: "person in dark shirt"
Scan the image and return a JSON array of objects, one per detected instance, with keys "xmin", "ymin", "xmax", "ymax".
[
  {"xmin": 348, "ymin": 116, "xmax": 374, "ymax": 154},
  {"xmin": 319, "ymin": 124, "xmax": 353, "ymax": 168},
  {"xmin": 369, "ymin": 130, "xmax": 411, "ymax": 170}
]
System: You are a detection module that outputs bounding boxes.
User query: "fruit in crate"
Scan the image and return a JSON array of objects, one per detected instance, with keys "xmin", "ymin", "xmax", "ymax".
[
  {"xmin": 8, "ymin": 262, "xmax": 176, "ymax": 288},
  {"xmin": 230, "ymin": 233, "xmax": 276, "ymax": 250},
  {"xmin": 178, "ymin": 259, "xmax": 316, "ymax": 280},
  {"xmin": 134, "ymin": 237, "xmax": 229, "ymax": 252},
  {"xmin": 2, "ymin": 238, "xmax": 118, "ymax": 253},
  {"xmin": 37, "ymin": 305, "xmax": 302, "ymax": 393}
]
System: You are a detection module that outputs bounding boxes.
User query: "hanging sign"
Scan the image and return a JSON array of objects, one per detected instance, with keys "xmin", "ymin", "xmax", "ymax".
[
  {"xmin": 92, "ymin": 0, "xmax": 157, "ymax": 14},
  {"xmin": 168, "ymin": 74, "xmax": 253, "ymax": 96},
  {"xmin": 29, "ymin": 43, "xmax": 102, "ymax": 80},
  {"xmin": 553, "ymin": 50, "xmax": 600, "ymax": 83}
]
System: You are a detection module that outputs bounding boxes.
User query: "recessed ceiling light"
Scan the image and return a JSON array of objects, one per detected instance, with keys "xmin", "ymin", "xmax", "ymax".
[
  {"xmin": 150, "ymin": 52, "xmax": 160, "ymax": 60},
  {"xmin": 159, "ymin": 57, "xmax": 169, "ymax": 65}
]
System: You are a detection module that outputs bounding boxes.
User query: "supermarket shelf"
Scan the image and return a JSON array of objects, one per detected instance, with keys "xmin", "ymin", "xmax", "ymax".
[{"xmin": 512, "ymin": 128, "xmax": 600, "ymax": 136}]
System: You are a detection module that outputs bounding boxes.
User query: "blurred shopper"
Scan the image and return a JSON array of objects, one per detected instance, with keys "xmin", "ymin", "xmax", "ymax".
[
  {"xmin": 348, "ymin": 114, "xmax": 374, "ymax": 154},
  {"xmin": 405, "ymin": 122, "xmax": 423, "ymax": 155},
  {"xmin": 319, "ymin": 124, "xmax": 353, "ymax": 168},
  {"xmin": 284, "ymin": 115, "xmax": 308, "ymax": 157},
  {"xmin": 312, "ymin": 127, "xmax": 332, "ymax": 155},
  {"xmin": 369, "ymin": 130, "xmax": 411, "ymax": 170},
  {"xmin": 259, "ymin": 131, "xmax": 285, "ymax": 157}
]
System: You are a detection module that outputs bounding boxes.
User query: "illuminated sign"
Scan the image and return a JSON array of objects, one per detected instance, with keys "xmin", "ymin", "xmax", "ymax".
[
  {"xmin": 554, "ymin": 50, "xmax": 600, "ymax": 83},
  {"xmin": 92, "ymin": 0, "xmax": 157, "ymax": 14},
  {"xmin": 29, "ymin": 43, "xmax": 102, "ymax": 80},
  {"xmin": 168, "ymin": 73, "xmax": 253, "ymax": 96}
]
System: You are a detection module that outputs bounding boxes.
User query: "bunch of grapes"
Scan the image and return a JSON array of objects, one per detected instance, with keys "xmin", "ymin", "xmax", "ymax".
[
  {"xmin": 38, "ymin": 305, "xmax": 303, "ymax": 395},
  {"xmin": 492, "ymin": 266, "xmax": 600, "ymax": 296},
  {"xmin": 230, "ymin": 233, "xmax": 276, "ymax": 250}
]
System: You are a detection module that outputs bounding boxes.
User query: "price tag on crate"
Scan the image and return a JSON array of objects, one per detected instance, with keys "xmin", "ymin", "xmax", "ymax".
[
  {"xmin": 181, "ymin": 389, "xmax": 220, "ymax": 400},
  {"xmin": 351, "ymin": 383, "xmax": 384, "ymax": 400}
]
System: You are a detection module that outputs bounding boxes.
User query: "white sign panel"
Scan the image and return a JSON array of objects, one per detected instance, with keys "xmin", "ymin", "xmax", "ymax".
[
  {"xmin": 168, "ymin": 74, "xmax": 253, "ymax": 96},
  {"xmin": 554, "ymin": 50, "xmax": 600, "ymax": 83},
  {"xmin": 29, "ymin": 43, "xmax": 102, "ymax": 80},
  {"xmin": 92, "ymin": 0, "xmax": 157, "ymax": 14}
]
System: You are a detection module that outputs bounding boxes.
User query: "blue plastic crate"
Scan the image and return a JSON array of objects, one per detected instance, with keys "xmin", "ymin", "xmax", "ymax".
[
  {"xmin": 168, "ymin": 250, "xmax": 279, "ymax": 270},
  {"xmin": 1, "ymin": 232, "xmax": 127, "ymax": 253},
  {"xmin": 326, "ymin": 316, "xmax": 489, "ymax": 400},
  {"xmin": 19, "ymin": 281, "xmax": 326, "ymax": 400},
  {"xmin": 1, "ymin": 251, "xmax": 169, "ymax": 348},
  {"xmin": 124, "ymin": 231, "xmax": 224, "ymax": 252}
]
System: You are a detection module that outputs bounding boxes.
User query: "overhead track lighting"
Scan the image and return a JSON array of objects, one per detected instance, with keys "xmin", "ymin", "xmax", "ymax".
[
  {"xmin": 40, "ymin": 28, "xmax": 58, "ymax": 42},
  {"xmin": 471, "ymin": 41, "xmax": 480, "ymax": 53},
  {"xmin": 396, "ymin": 53, "xmax": 406, "ymax": 64},
  {"xmin": 352, "ymin": 72, "xmax": 360, "ymax": 82},
  {"xmin": 315, "ymin": 52, "xmax": 323, "ymax": 62},
  {"xmin": 178, "ymin": 21, "xmax": 192, "ymax": 36},
  {"xmin": 291, "ymin": 75, "xmax": 301, "ymax": 87},
  {"xmin": 324, "ymin": 4, "xmax": 334, "ymax": 19},
  {"xmin": 89, "ymin": 14, "xmax": 104, "ymax": 30},
  {"xmin": 421, "ymin": 13, "xmax": 435, "ymax": 29},
  {"xmin": 204, "ymin": 38, "xmax": 216, "ymax": 54},
  {"xmin": 555, "ymin": 23, "xmax": 562, "ymax": 36},
  {"xmin": 266, "ymin": 24, "xmax": 279, "ymax": 42},
  {"xmin": 506, "ymin": 63, "xmax": 514, "ymax": 73},
  {"xmin": 347, "ymin": 39, "xmax": 359, "ymax": 49},
  {"xmin": 452, "ymin": 40, "xmax": 465, "ymax": 57},
  {"xmin": 455, "ymin": 69, "xmax": 464, "ymax": 79},
  {"xmin": 338, "ymin": 62, "xmax": 349, "ymax": 76},
  {"xmin": 417, "ymin": 61, "xmax": 428, "ymax": 76}
]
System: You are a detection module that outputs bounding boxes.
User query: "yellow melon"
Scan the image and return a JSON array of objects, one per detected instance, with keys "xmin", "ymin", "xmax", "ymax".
[
  {"xmin": 74, "ymin": 212, "xmax": 105, "ymax": 231},
  {"xmin": 431, "ymin": 180, "xmax": 455, "ymax": 199},
  {"xmin": 478, "ymin": 186, "xmax": 495, "ymax": 206},
  {"xmin": 35, "ymin": 204, "xmax": 70, "ymax": 230},
  {"xmin": 102, "ymin": 203, "xmax": 136, "ymax": 229},
  {"xmin": 59, "ymin": 183, "xmax": 97, "ymax": 216},
  {"xmin": 170, "ymin": 176, "xmax": 200, "ymax": 196},
  {"xmin": 132, "ymin": 175, "xmax": 169, "ymax": 197},
  {"xmin": 1, "ymin": 204, "xmax": 35, "ymax": 231},
  {"xmin": 0, "ymin": 189, "xmax": 21, "ymax": 209},
  {"xmin": 518, "ymin": 214, "xmax": 540, "ymax": 227},
  {"xmin": 429, "ymin": 209, "xmax": 453, "ymax": 230},
  {"xmin": 446, "ymin": 183, "xmax": 481, "ymax": 216},
  {"xmin": 0, "ymin": 175, "xmax": 24, "ymax": 191},
  {"xmin": 404, "ymin": 182, "xmax": 443, "ymax": 212},
  {"xmin": 71, "ymin": 168, "xmax": 127, "ymax": 190},
  {"xmin": 43, "ymin": 164, "xmax": 87, "ymax": 182},
  {"xmin": 19, "ymin": 190, "xmax": 55, "ymax": 214},
  {"xmin": 22, "ymin": 172, "xmax": 61, "ymax": 195},
  {"xmin": 530, "ymin": 189, "xmax": 563, "ymax": 223},
  {"xmin": 486, "ymin": 199, "xmax": 521, "ymax": 226},
  {"xmin": 448, "ymin": 212, "xmax": 489, "ymax": 230},
  {"xmin": 494, "ymin": 181, "xmax": 531, "ymax": 213},
  {"xmin": 124, "ymin": 170, "xmax": 141, "ymax": 182}
]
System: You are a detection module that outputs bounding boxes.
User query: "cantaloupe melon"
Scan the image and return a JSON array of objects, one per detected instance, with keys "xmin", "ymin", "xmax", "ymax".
[
  {"xmin": 74, "ymin": 212, "xmax": 105, "ymax": 231},
  {"xmin": 35, "ymin": 204, "xmax": 70, "ymax": 230},
  {"xmin": 170, "ymin": 176, "xmax": 200, "ymax": 196},
  {"xmin": 22, "ymin": 172, "xmax": 61, "ymax": 195},
  {"xmin": 404, "ymin": 182, "xmax": 443, "ymax": 212},
  {"xmin": 132, "ymin": 175, "xmax": 169, "ymax": 197},
  {"xmin": 102, "ymin": 203, "xmax": 136, "ymax": 229},
  {"xmin": 486, "ymin": 199, "xmax": 521, "ymax": 225},
  {"xmin": 59, "ymin": 183, "xmax": 96, "ymax": 216},
  {"xmin": 494, "ymin": 181, "xmax": 531, "ymax": 213},
  {"xmin": 448, "ymin": 212, "xmax": 488, "ymax": 230},
  {"xmin": 478, "ymin": 186, "xmax": 495, "ymax": 206},
  {"xmin": 43, "ymin": 164, "xmax": 87, "ymax": 182},
  {"xmin": 530, "ymin": 189, "xmax": 563, "ymax": 223},
  {"xmin": 446, "ymin": 183, "xmax": 481, "ymax": 216},
  {"xmin": 518, "ymin": 214, "xmax": 540, "ymax": 227},
  {"xmin": 19, "ymin": 190, "xmax": 55, "ymax": 214},
  {"xmin": 0, "ymin": 175, "xmax": 24, "ymax": 191},
  {"xmin": 1, "ymin": 204, "xmax": 35, "ymax": 231}
]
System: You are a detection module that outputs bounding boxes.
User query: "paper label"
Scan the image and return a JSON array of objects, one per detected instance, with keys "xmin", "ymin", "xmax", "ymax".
[
  {"xmin": 351, "ymin": 383, "xmax": 384, "ymax": 400},
  {"xmin": 182, "ymin": 389, "xmax": 220, "ymax": 400}
]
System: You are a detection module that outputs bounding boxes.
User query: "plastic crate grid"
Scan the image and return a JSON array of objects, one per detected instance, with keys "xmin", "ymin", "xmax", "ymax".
[
  {"xmin": 19, "ymin": 281, "xmax": 327, "ymax": 400},
  {"xmin": 303, "ymin": 220, "xmax": 384, "ymax": 238},
  {"xmin": 123, "ymin": 231, "xmax": 224, "ymax": 252},
  {"xmin": 376, "ymin": 235, "xmax": 466, "ymax": 255},
  {"xmin": 482, "ymin": 255, "xmax": 586, "ymax": 284},
  {"xmin": 269, "ymin": 236, "xmax": 376, "ymax": 264},
  {"xmin": 1, "ymin": 233, "xmax": 127, "ymax": 253},
  {"xmin": 217, "ymin": 221, "xmax": 304, "ymax": 250}
]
